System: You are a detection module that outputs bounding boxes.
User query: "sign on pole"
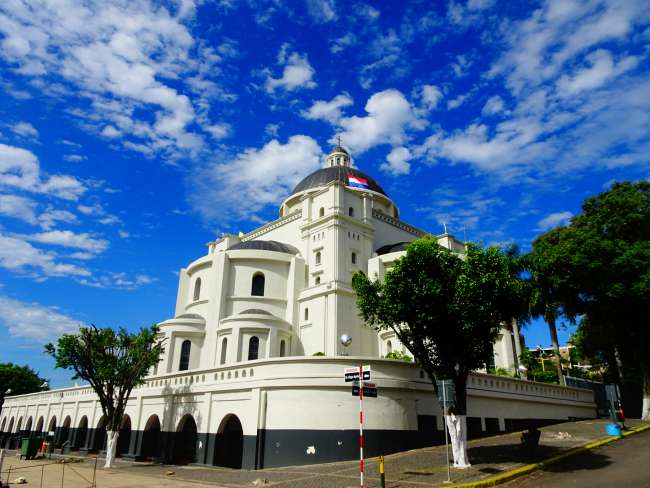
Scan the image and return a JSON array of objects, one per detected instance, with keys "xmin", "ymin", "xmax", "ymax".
[
  {"xmin": 352, "ymin": 382, "xmax": 378, "ymax": 398},
  {"xmin": 436, "ymin": 379, "xmax": 456, "ymax": 406},
  {"xmin": 344, "ymin": 365, "xmax": 371, "ymax": 382}
]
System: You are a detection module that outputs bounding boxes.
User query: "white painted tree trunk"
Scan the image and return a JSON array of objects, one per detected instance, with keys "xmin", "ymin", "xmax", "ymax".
[
  {"xmin": 104, "ymin": 431, "xmax": 119, "ymax": 469},
  {"xmin": 642, "ymin": 370, "xmax": 650, "ymax": 421},
  {"xmin": 445, "ymin": 413, "xmax": 470, "ymax": 468}
]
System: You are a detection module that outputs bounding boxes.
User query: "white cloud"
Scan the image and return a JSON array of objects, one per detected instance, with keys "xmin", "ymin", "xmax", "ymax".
[
  {"xmin": 0, "ymin": 233, "xmax": 90, "ymax": 278},
  {"xmin": 420, "ymin": 85, "xmax": 443, "ymax": 110},
  {"xmin": 0, "ymin": 194, "xmax": 37, "ymax": 224},
  {"xmin": 0, "ymin": 294, "xmax": 82, "ymax": 342},
  {"xmin": 62, "ymin": 154, "xmax": 86, "ymax": 163},
  {"xmin": 536, "ymin": 211, "xmax": 573, "ymax": 230},
  {"xmin": 557, "ymin": 49, "xmax": 638, "ymax": 96},
  {"xmin": 27, "ymin": 230, "xmax": 109, "ymax": 254},
  {"xmin": 330, "ymin": 32, "xmax": 356, "ymax": 54},
  {"xmin": 38, "ymin": 209, "xmax": 78, "ymax": 230},
  {"xmin": 10, "ymin": 122, "xmax": 39, "ymax": 138},
  {"xmin": 380, "ymin": 147, "xmax": 412, "ymax": 176},
  {"xmin": 447, "ymin": 93, "xmax": 469, "ymax": 110},
  {"xmin": 482, "ymin": 95, "xmax": 505, "ymax": 115},
  {"xmin": 306, "ymin": 0, "xmax": 337, "ymax": 23},
  {"xmin": 0, "ymin": 143, "xmax": 86, "ymax": 200},
  {"xmin": 301, "ymin": 93, "xmax": 353, "ymax": 123},
  {"xmin": 0, "ymin": 0, "xmax": 231, "ymax": 158},
  {"xmin": 335, "ymin": 89, "xmax": 424, "ymax": 154},
  {"xmin": 190, "ymin": 135, "xmax": 323, "ymax": 222},
  {"xmin": 265, "ymin": 47, "xmax": 317, "ymax": 93}
]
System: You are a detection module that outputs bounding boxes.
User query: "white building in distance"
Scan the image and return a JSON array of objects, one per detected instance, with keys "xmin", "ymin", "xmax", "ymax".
[{"xmin": 0, "ymin": 146, "xmax": 596, "ymax": 469}]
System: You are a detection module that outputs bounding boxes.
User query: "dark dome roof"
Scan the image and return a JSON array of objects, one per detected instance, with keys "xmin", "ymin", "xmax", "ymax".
[
  {"xmin": 228, "ymin": 240, "xmax": 300, "ymax": 255},
  {"xmin": 291, "ymin": 166, "xmax": 387, "ymax": 197},
  {"xmin": 332, "ymin": 145, "xmax": 349, "ymax": 155},
  {"xmin": 376, "ymin": 241, "xmax": 411, "ymax": 255}
]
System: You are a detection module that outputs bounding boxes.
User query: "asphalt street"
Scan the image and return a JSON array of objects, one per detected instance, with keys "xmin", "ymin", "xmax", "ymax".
[{"xmin": 504, "ymin": 429, "xmax": 650, "ymax": 488}]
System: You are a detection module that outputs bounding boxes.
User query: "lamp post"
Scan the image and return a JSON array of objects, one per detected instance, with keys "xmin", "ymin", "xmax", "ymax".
[
  {"xmin": 340, "ymin": 334, "xmax": 352, "ymax": 356},
  {"xmin": 517, "ymin": 364, "xmax": 528, "ymax": 381}
]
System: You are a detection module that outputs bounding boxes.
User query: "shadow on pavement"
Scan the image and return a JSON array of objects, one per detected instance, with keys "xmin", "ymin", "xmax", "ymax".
[
  {"xmin": 468, "ymin": 443, "xmax": 565, "ymax": 465},
  {"xmin": 539, "ymin": 448, "xmax": 613, "ymax": 474}
]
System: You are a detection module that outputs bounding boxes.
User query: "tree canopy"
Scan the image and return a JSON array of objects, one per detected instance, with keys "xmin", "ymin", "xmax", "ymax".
[
  {"xmin": 45, "ymin": 324, "xmax": 165, "ymax": 466},
  {"xmin": 0, "ymin": 363, "xmax": 48, "ymax": 405},
  {"xmin": 352, "ymin": 237, "xmax": 522, "ymax": 466},
  {"xmin": 531, "ymin": 181, "xmax": 650, "ymax": 419}
]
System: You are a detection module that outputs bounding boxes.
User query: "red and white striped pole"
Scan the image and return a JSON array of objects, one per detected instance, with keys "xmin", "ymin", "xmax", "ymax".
[{"xmin": 359, "ymin": 365, "xmax": 364, "ymax": 488}]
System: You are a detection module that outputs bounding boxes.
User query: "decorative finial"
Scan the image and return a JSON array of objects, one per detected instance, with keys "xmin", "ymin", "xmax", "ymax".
[
  {"xmin": 443, "ymin": 222, "xmax": 448, "ymax": 234},
  {"xmin": 336, "ymin": 135, "xmax": 342, "ymax": 147}
]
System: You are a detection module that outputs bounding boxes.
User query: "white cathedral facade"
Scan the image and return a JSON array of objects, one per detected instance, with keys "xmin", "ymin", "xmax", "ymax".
[{"xmin": 0, "ymin": 146, "xmax": 596, "ymax": 469}]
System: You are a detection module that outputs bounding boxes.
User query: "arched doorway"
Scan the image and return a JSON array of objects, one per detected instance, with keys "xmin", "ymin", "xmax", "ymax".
[
  {"xmin": 116, "ymin": 415, "xmax": 131, "ymax": 457},
  {"xmin": 75, "ymin": 416, "xmax": 88, "ymax": 449},
  {"xmin": 93, "ymin": 416, "xmax": 107, "ymax": 452},
  {"xmin": 47, "ymin": 417, "xmax": 57, "ymax": 436},
  {"xmin": 173, "ymin": 414, "xmax": 197, "ymax": 464},
  {"xmin": 35, "ymin": 417, "xmax": 44, "ymax": 435},
  {"xmin": 214, "ymin": 414, "xmax": 243, "ymax": 469},
  {"xmin": 140, "ymin": 415, "xmax": 161, "ymax": 460},
  {"xmin": 59, "ymin": 416, "xmax": 71, "ymax": 447},
  {"xmin": 3, "ymin": 418, "xmax": 14, "ymax": 448},
  {"xmin": 25, "ymin": 417, "xmax": 33, "ymax": 435}
]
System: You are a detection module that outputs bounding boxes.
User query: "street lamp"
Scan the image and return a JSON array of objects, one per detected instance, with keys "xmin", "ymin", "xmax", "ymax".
[
  {"xmin": 340, "ymin": 334, "xmax": 352, "ymax": 356},
  {"xmin": 517, "ymin": 364, "xmax": 528, "ymax": 380}
]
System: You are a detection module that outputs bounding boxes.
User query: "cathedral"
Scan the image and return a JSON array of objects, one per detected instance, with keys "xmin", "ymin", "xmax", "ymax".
[{"xmin": 0, "ymin": 146, "xmax": 596, "ymax": 469}]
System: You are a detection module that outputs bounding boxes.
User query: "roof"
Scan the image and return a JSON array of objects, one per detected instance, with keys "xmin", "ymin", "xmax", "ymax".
[
  {"xmin": 376, "ymin": 241, "xmax": 411, "ymax": 255},
  {"xmin": 240, "ymin": 309, "xmax": 272, "ymax": 315},
  {"xmin": 291, "ymin": 166, "xmax": 387, "ymax": 197},
  {"xmin": 227, "ymin": 239, "xmax": 300, "ymax": 255}
]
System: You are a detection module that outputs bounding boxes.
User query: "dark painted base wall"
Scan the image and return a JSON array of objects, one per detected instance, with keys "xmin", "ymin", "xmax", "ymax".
[{"xmin": 0, "ymin": 416, "xmax": 567, "ymax": 469}]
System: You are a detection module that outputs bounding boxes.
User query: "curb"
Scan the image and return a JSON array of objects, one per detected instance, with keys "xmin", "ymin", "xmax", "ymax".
[{"xmin": 448, "ymin": 423, "xmax": 650, "ymax": 488}]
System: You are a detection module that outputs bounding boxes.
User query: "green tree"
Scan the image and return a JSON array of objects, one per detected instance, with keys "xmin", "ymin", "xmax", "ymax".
[
  {"xmin": 531, "ymin": 181, "xmax": 650, "ymax": 420},
  {"xmin": 352, "ymin": 238, "xmax": 519, "ymax": 467},
  {"xmin": 0, "ymin": 363, "xmax": 49, "ymax": 414},
  {"xmin": 45, "ymin": 325, "xmax": 165, "ymax": 467}
]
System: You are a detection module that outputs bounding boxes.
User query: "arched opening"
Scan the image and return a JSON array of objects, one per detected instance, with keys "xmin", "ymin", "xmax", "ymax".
[
  {"xmin": 179, "ymin": 339, "xmax": 191, "ymax": 371},
  {"xmin": 304, "ymin": 308, "xmax": 309, "ymax": 321},
  {"xmin": 0, "ymin": 417, "xmax": 6, "ymax": 433},
  {"xmin": 35, "ymin": 416, "xmax": 44, "ymax": 434},
  {"xmin": 25, "ymin": 416, "xmax": 33, "ymax": 435},
  {"xmin": 315, "ymin": 251, "xmax": 321, "ymax": 265},
  {"xmin": 315, "ymin": 276, "xmax": 321, "ymax": 285},
  {"xmin": 387, "ymin": 340, "xmax": 393, "ymax": 354},
  {"xmin": 47, "ymin": 416, "xmax": 57, "ymax": 436},
  {"xmin": 214, "ymin": 414, "xmax": 243, "ymax": 468},
  {"xmin": 75, "ymin": 416, "xmax": 88, "ymax": 449},
  {"xmin": 351, "ymin": 252, "xmax": 357, "ymax": 264},
  {"xmin": 349, "ymin": 207, "xmax": 354, "ymax": 217},
  {"xmin": 16, "ymin": 417, "xmax": 23, "ymax": 434},
  {"xmin": 4, "ymin": 418, "xmax": 14, "ymax": 448},
  {"xmin": 59, "ymin": 416, "xmax": 71, "ymax": 447},
  {"xmin": 116, "ymin": 415, "xmax": 131, "ymax": 457},
  {"xmin": 193, "ymin": 277, "xmax": 201, "ymax": 301},
  {"xmin": 220, "ymin": 337, "xmax": 228, "ymax": 365},
  {"xmin": 92, "ymin": 416, "xmax": 107, "ymax": 452},
  {"xmin": 251, "ymin": 272, "xmax": 265, "ymax": 296},
  {"xmin": 280, "ymin": 340, "xmax": 286, "ymax": 357},
  {"xmin": 248, "ymin": 336, "xmax": 259, "ymax": 361},
  {"xmin": 173, "ymin": 414, "xmax": 197, "ymax": 464},
  {"xmin": 141, "ymin": 415, "xmax": 161, "ymax": 460},
  {"xmin": 319, "ymin": 207, "xmax": 324, "ymax": 217}
]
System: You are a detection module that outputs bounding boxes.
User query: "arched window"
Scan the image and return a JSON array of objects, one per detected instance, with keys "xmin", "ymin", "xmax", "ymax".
[
  {"xmin": 315, "ymin": 251, "xmax": 321, "ymax": 265},
  {"xmin": 319, "ymin": 207, "xmax": 324, "ymax": 217},
  {"xmin": 248, "ymin": 336, "xmax": 259, "ymax": 361},
  {"xmin": 251, "ymin": 272, "xmax": 265, "ymax": 296},
  {"xmin": 349, "ymin": 207, "xmax": 354, "ymax": 217},
  {"xmin": 220, "ymin": 337, "xmax": 228, "ymax": 365},
  {"xmin": 351, "ymin": 252, "xmax": 357, "ymax": 264},
  {"xmin": 304, "ymin": 308, "xmax": 309, "ymax": 321},
  {"xmin": 315, "ymin": 276, "xmax": 321, "ymax": 285},
  {"xmin": 179, "ymin": 340, "xmax": 191, "ymax": 371},
  {"xmin": 280, "ymin": 340, "xmax": 286, "ymax": 357},
  {"xmin": 387, "ymin": 340, "xmax": 393, "ymax": 354},
  {"xmin": 193, "ymin": 277, "xmax": 201, "ymax": 301}
]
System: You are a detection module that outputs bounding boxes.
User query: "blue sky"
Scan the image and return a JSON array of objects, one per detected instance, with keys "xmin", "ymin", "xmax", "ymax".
[{"xmin": 0, "ymin": 0, "xmax": 648, "ymax": 387}]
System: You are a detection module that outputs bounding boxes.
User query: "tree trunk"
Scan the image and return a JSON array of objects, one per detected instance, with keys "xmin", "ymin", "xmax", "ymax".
[
  {"xmin": 642, "ymin": 364, "xmax": 650, "ymax": 422},
  {"xmin": 511, "ymin": 319, "xmax": 524, "ymax": 377},
  {"xmin": 445, "ymin": 413, "xmax": 470, "ymax": 468},
  {"xmin": 104, "ymin": 431, "xmax": 119, "ymax": 468},
  {"xmin": 547, "ymin": 315, "xmax": 565, "ymax": 386}
]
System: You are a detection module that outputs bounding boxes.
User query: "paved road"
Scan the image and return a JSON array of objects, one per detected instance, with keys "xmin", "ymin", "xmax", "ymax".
[{"xmin": 504, "ymin": 429, "xmax": 650, "ymax": 488}]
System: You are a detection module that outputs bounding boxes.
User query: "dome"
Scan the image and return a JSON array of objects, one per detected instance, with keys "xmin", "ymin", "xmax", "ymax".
[
  {"xmin": 291, "ymin": 166, "xmax": 388, "ymax": 197},
  {"xmin": 227, "ymin": 239, "xmax": 300, "ymax": 255}
]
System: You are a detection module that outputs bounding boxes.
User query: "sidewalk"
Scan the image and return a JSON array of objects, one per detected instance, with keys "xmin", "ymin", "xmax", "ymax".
[{"xmin": 1, "ymin": 419, "xmax": 647, "ymax": 487}]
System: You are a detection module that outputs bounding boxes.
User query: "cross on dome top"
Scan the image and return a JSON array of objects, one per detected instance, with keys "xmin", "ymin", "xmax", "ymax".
[{"xmin": 326, "ymin": 136, "xmax": 350, "ymax": 167}]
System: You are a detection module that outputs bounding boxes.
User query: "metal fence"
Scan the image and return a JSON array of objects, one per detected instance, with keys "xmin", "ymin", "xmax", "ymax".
[{"xmin": 565, "ymin": 376, "xmax": 609, "ymax": 417}]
